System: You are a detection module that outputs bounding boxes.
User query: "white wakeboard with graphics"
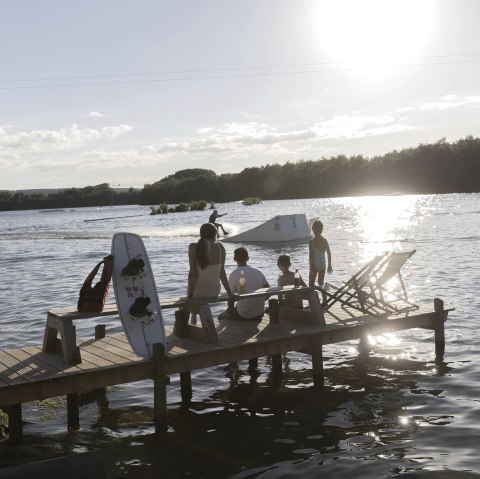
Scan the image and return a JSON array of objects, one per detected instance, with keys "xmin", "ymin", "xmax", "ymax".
[{"xmin": 111, "ymin": 232, "xmax": 165, "ymax": 358}]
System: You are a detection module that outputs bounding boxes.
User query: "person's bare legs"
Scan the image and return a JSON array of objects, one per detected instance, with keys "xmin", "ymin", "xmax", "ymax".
[
  {"xmin": 310, "ymin": 270, "xmax": 327, "ymax": 304},
  {"xmin": 216, "ymin": 223, "xmax": 227, "ymax": 235},
  {"xmin": 318, "ymin": 270, "xmax": 327, "ymax": 304}
]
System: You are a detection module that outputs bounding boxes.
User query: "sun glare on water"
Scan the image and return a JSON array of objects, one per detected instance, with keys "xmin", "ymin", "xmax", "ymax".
[
  {"xmin": 359, "ymin": 195, "xmax": 418, "ymax": 258},
  {"xmin": 313, "ymin": 0, "xmax": 434, "ymax": 72},
  {"xmin": 338, "ymin": 195, "xmax": 418, "ymax": 261}
]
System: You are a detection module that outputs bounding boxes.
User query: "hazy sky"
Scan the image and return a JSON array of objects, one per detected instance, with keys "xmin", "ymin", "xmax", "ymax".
[{"xmin": 1, "ymin": 0, "xmax": 480, "ymax": 190}]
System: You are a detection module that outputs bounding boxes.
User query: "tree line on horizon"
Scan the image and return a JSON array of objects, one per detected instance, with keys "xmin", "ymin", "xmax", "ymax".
[{"xmin": 1, "ymin": 135, "xmax": 479, "ymax": 212}]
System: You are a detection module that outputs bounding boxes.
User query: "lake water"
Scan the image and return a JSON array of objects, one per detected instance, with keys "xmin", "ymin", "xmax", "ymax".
[{"xmin": 0, "ymin": 194, "xmax": 479, "ymax": 478}]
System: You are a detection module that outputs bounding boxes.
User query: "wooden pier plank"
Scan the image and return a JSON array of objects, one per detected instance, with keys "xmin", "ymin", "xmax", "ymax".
[
  {"xmin": 0, "ymin": 302, "xmax": 452, "ymax": 416},
  {"xmin": 19, "ymin": 345, "xmax": 87, "ymax": 376},
  {"xmin": 0, "ymin": 350, "xmax": 48, "ymax": 386},
  {"xmin": 99, "ymin": 334, "xmax": 142, "ymax": 357},
  {"xmin": 75, "ymin": 346, "xmax": 127, "ymax": 369},
  {"xmin": 0, "ymin": 376, "xmax": 10, "ymax": 387},
  {"xmin": 0, "ymin": 351, "xmax": 152, "ymax": 406},
  {"xmin": 85, "ymin": 336, "xmax": 141, "ymax": 363},
  {"xmin": 2, "ymin": 348, "xmax": 53, "ymax": 383},
  {"xmin": 80, "ymin": 341, "xmax": 137, "ymax": 367}
]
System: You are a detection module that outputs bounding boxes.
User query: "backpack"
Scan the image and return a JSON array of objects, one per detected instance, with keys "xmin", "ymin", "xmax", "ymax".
[{"xmin": 77, "ymin": 255, "xmax": 114, "ymax": 313}]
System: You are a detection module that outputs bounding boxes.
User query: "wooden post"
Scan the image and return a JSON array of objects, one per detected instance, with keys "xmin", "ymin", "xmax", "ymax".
[
  {"xmin": 6, "ymin": 404, "xmax": 22, "ymax": 444},
  {"xmin": 173, "ymin": 310, "xmax": 189, "ymax": 338},
  {"xmin": 43, "ymin": 315, "xmax": 59, "ymax": 352},
  {"xmin": 153, "ymin": 342, "xmax": 168, "ymax": 434},
  {"xmin": 358, "ymin": 336, "xmax": 371, "ymax": 355},
  {"xmin": 311, "ymin": 336, "xmax": 324, "ymax": 388},
  {"xmin": 198, "ymin": 305, "xmax": 218, "ymax": 343},
  {"xmin": 434, "ymin": 298, "xmax": 446, "ymax": 362},
  {"xmin": 88, "ymin": 324, "xmax": 108, "ymax": 397},
  {"xmin": 248, "ymin": 358, "xmax": 258, "ymax": 369},
  {"xmin": 95, "ymin": 324, "xmax": 106, "ymax": 340},
  {"xmin": 268, "ymin": 299, "xmax": 282, "ymax": 383},
  {"xmin": 180, "ymin": 371, "xmax": 192, "ymax": 403},
  {"xmin": 271, "ymin": 354, "xmax": 283, "ymax": 384},
  {"xmin": 61, "ymin": 321, "xmax": 81, "ymax": 364},
  {"xmin": 307, "ymin": 290, "xmax": 326, "ymax": 325},
  {"xmin": 268, "ymin": 299, "xmax": 280, "ymax": 324},
  {"xmin": 67, "ymin": 393, "xmax": 80, "ymax": 430}
]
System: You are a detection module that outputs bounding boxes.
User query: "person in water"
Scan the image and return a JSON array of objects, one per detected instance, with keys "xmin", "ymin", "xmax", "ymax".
[
  {"xmin": 308, "ymin": 220, "xmax": 333, "ymax": 304},
  {"xmin": 208, "ymin": 209, "xmax": 228, "ymax": 236},
  {"xmin": 277, "ymin": 253, "xmax": 307, "ymax": 310},
  {"xmin": 187, "ymin": 223, "xmax": 234, "ymax": 301}
]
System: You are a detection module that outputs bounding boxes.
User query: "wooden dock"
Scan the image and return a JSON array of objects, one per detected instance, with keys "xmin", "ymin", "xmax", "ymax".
[{"xmin": 0, "ymin": 297, "xmax": 450, "ymax": 444}]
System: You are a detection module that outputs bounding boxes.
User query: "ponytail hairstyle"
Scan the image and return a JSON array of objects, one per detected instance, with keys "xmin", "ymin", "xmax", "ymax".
[{"xmin": 196, "ymin": 223, "xmax": 218, "ymax": 269}]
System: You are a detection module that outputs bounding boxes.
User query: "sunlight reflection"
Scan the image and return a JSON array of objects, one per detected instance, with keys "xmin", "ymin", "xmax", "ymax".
[
  {"xmin": 367, "ymin": 333, "xmax": 401, "ymax": 347},
  {"xmin": 333, "ymin": 195, "xmax": 419, "ymax": 263},
  {"xmin": 356, "ymin": 196, "xmax": 417, "ymax": 259},
  {"xmin": 399, "ymin": 416, "xmax": 410, "ymax": 426}
]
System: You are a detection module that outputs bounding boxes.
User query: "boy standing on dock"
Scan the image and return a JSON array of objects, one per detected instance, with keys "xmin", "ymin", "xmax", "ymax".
[{"xmin": 309, "ymin": 220, "xmax": 333, "ymax": 305}]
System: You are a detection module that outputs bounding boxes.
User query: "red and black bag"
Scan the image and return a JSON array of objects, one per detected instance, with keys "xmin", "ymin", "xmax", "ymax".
[{"xmin": 77, "ymin": 255, "xmax": 114, "ymax": 313}]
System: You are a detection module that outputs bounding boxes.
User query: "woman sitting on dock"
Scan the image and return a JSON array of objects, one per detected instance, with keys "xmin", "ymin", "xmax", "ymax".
[{"xmin": 187, "ymin": 223, "xmax": 234, "ymax": 301}]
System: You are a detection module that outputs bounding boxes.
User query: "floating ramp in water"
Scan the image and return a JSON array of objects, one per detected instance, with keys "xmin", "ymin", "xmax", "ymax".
[{"xmin": 223, "ymin": 214, "xmax": 313, "ymax": 243}]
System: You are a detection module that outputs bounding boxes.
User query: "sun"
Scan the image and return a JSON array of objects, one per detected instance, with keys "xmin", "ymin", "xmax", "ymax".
[{"xmin": 313, "ymin": 0, "xmax": 434, "ymax": 69}]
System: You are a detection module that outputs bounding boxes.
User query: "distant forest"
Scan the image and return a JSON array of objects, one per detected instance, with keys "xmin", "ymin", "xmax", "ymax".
[{"xmin": 1, "ymin": 136, "xmax": 480, "ymax": 211}]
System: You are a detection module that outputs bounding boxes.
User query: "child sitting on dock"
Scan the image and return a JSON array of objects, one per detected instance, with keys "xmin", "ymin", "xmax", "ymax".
[
  {"xmin": 277, "ymin": 254, "xmax": 307, "ymax": 310},
  {"xmin": 309, "ymin": 220, "xmax": 333, "ymax": 305},
  {"xmin": 219, "ymin": 247, "xmax": 270, "ymax": 321}
]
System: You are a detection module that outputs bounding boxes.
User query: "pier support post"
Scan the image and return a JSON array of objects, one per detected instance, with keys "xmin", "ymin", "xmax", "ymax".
[
  {"xmin": 95, "ymin": 324, "xmax": 106, "ymax": 340},
  {"xmin": 268, "ymin": 299, "xmax": 280, "ymax": 324},
  {"xmin": 268, "ymin": 299, "xmax": 283, "ymax": 383},
  {"xmin": 434, "ymin": 298, "xmax": 446, "ymax": 362},
  {"xmin": 174, "ymin": 310, "xmax": 189, "ymax": 338},
  {"xmin": 271, "ymin": 355, "xmax": 283, "ymax": 385},
  {"xmin": 358, "ymin": 336, "xmax": 371, "ymax": 355},
  {"xmin": 180, "ymin": 371, "xmax": 192, "ymax": 403},
  {"xmin": 67, "ymin": 393, "xmax": 80, "ymax": 430},
  {"xmin": 153, "ymin": 342, "xmax": 168, "ymax": 434},
  {"xmin": 6, "ymin": 404, "xmax": 22, "ymax": 444},
  {"xmin": 90, "ymin": 325, "xmax": 108, "ymax": 397},
  {"xmin": 248, "ymin": 358, "xmax": 258, "ymax": 369},
  {"xmin": 311, "ymin": 336, "xmax": 324, "ymax": 388}
]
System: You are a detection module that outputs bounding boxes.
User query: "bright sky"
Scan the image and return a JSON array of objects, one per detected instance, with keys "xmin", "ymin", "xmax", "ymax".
[{"xmin": 1, "ymin": 0, "xmax": 480, "ymax": 190}]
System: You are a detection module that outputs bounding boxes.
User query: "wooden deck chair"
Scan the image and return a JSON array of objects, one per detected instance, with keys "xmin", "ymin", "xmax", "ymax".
[
  {"xmin": 366, "ymin": 249, "xmax": 418, "ymax": 314},
  {"xmin": 323, "ymin": 254, "xmax": 387, "ymax": 314},
  {"xmin": 324, "ymin": 250, "xmax": 418, "ymax": 315}
]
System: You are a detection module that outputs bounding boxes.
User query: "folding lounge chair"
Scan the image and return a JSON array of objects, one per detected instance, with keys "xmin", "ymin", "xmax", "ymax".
[
  {"xmin": 367, "ymin": 249, "xmax": 418, "ymax": 314},
  {"xmin": 324, "ymin": 250, "xmax": 418, "ymax": 315},
  {"xmin": 323, "ymin": 254, "xmax": 387, "ymax": 314}
]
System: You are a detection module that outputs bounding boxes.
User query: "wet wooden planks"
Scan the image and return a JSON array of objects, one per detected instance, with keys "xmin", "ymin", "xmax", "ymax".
[{"xmin": 0, "ymin": 302, "xmax": 444, "ymax": 408}]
